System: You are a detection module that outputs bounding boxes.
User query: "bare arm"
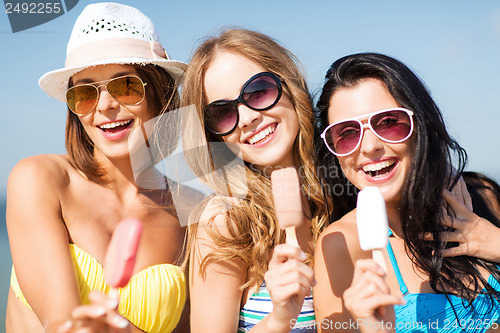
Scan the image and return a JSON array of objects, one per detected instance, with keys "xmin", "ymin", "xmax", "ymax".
[
  {"xmin": 189, "ymin": 214, "xmax": 247, "ymax": 333},
  {"xmin": 7, "ymin": 156, "xmax": 81, "ymax": 332},
  {"xmin": 313, "ymin": 220, "xmax": 360, "ymax": 333},
  {"xmin": 189, "ymin": 213, "xmax": 315, "ymax": 333}
]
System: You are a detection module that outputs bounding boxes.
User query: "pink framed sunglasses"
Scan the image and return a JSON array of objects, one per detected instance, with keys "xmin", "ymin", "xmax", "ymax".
[{"xmin": 321, "ymin": 107, "xmax": 414, "ymax": 156}]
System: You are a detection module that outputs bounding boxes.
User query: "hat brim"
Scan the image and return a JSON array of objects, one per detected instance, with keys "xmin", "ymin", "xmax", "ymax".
[{"xmin": 39, "ymin": 58, "xmax": 187, "ymax": 103}]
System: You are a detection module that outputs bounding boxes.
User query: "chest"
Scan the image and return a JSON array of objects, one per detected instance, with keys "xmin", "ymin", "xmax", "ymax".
[
  {"xmin": 383, "ymin": 237, "xmax": 435, "ymax": 295},
  {"xmin": 59, "ymin": 177, "xmax": 185, "ymax": 267}
]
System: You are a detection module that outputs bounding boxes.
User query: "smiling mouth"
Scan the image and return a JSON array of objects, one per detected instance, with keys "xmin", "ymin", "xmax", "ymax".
[
  {"xmin": 247, "ymin": 124, "xmax": 276, "ymax": 145},
  {"xmin": 99, "ymin": 120, "xmax": 133, "ymax": 132},
  {"xmin": 361, "ymin": 160, "xmax": 397, "ymax": 178}
]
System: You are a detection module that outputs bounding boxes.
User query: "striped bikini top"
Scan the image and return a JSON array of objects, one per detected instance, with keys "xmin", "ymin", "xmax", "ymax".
[
  {"xmin": 11, "ymin": 244, "xmax": 186, "ymax": 333},
  {"xmin": 386, "ymin": 230, "xmax": 500, "ymax": 332},
  {"xmin": 238, "ymin": 282, "xmax": 316, "ymax": 332}
]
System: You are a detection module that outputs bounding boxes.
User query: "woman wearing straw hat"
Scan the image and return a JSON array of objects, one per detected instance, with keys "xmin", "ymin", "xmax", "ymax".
[{"xmin": 6, "ymin": 3, "xmax": 188, "ymax": 333}]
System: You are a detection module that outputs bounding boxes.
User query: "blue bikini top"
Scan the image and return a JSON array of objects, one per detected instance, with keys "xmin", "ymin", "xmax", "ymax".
[{"xmin": 386, "ymin": 230, "xmax": 500, "ymax": 332}]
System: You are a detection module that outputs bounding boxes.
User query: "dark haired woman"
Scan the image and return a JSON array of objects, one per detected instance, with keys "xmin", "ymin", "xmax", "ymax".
[{"xmin": 313, "ymin": 52, "xmax": 500, "ymax": 332}]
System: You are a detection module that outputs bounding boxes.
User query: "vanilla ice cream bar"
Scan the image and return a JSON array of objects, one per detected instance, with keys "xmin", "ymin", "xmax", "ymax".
[
  {"xmin": 356, "ymin": 186, "xmax": 389, "ymax": 250},
  {"xmin": 356, "ymin": 187, "xmax": 389, "ymax": 272}
]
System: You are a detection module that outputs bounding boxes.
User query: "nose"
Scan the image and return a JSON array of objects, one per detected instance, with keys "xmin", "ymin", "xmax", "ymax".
[
  {"xmin": 95, "ymin": 86, "xmax": 120, "ymax": 113},
  {"xmin": 237, "ymin": 104, "xmax": 262, "ymax": 130},
  {"xmin": 359, "ymin": 125, "xmax": 384, "ymax": 156}
]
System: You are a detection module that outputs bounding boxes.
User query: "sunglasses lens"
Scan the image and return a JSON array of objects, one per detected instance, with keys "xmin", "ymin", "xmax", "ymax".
[
  {"xmin": 242, "ymin": 74, "xmax": 280, "ymax": 110},
  {"xmin": 204, "ymin": 73, "xmax": 281, "ymax": 135},
  {"xmin": 371, "ymin": 110, "xmax": 412, "ymax": 142},
  {"xmin": 66, "ymin": 85, "xmax": 98, "ymax": 115},
  {"xmin": 205, "ymin": 103, "xmax": 238, "ymax": 135},
  {"xmin": 325, "ymin": 120, "xmax": 362, "ymax": 155},
  {"xmin": 107, "ymin": 76, "xmax": 145, "ymax": 105}
]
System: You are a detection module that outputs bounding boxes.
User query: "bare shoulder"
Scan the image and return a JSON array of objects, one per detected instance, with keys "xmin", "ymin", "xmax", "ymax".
[
  {"xmin": 317, "ymin": 209, "xmax": 364, "ymax": 262},
  {"xmin": 314, "ymin": 209, "xmax": 369, "ymax": 325},
  {"xmin": 6, "ymin": 155, "xmax": 74, "ymax": 225},
  {"xmin": 189, "ymin": 196, "xmax": 248, "ymax": 280},
  {"xmin": 8, "ymin": 154, "xmax": 72, "ymax": 190},
  {"xmin": 195, "ymin": 196, "xmax": 243, "ymax": 237},
  {"xmin": 314, "ymin": 209, "xmax": 370, "ymax": 296}
]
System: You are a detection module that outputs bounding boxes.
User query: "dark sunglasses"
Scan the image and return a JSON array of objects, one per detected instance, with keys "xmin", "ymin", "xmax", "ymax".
[
  {"xmin": 66, "ymin": 75, "xmax": 147, "ymax": 116},
  {"xmin": 321, "ymin": 108, "xmax": 414, "ymax": 156},
  {"xmin": 204, "ymin": 72, "xmax": 282, "ymax": 136}
]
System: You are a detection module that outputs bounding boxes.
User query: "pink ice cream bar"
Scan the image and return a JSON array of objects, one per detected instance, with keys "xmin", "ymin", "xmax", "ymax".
[
  {"xmin": 271, "ymin": 167, "xmax": 303, "ymax": 247},
  {"xmin": 105, "ymin": 218, "xmax": 143, "ymax": 288}
]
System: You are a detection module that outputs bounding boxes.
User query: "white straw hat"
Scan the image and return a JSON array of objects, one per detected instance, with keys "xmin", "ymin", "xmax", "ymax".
[{"xmin": 39, "ymin": 2, "xmax": 187, "ymax": 102}]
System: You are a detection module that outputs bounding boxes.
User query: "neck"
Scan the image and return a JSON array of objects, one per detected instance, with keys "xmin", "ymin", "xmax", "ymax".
[
  {"xmin": 94, "ymin": 150, "xmax": 139, "ymax": 193},
  {"xmin": 253, "ymin": 153, "xmax": 297, "ymax": 177},
  {"xmin": 386, "ymin": 202, "xmax": 404, "ymax": 238}
]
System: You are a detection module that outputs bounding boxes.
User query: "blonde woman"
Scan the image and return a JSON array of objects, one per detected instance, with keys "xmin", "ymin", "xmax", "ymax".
[{"xmin": 181, "ymin": 29, "xmax": 329, "ymax": 332}]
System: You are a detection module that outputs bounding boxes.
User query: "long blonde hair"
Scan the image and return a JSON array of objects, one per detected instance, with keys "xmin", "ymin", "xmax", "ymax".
[{"xmin": 182, "ymin": 28, "xmax": 329, "ymax": 291}]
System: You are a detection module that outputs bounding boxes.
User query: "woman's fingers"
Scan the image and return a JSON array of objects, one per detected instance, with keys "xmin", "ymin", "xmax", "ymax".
[
  {"xmin": 89, "ymin": 290, "xmax": 119, "ymax": 307},
  {"xmin": 347, "ymin": 270, "xmax": 389, "ymax": 300},
  {"xmin": 267, "ymin": 263, "xmax": 314, "ymax": 287},
  {"xmin": 71, "ymin": 304, "xmax": 107, "ymax": 321},
  {"xmin": 269, "ymin": 243, "xmax": 307, "ymax": 265},
  {"xmin": 267, "ymin": 244, "xmax": 315, "ymax": 287},
  {"xmin": 362, "ymin": 294, "xmax": 405, "ymax": 309},
  {"xmin": 351, "ymin": 259, "xmax": 385, "ymax": 285},
  {"xmin": 57, "ymin": 320, "xmax": 74, "ymax": 333},
  {"xmin": 265, "ymin": 243, "xmax": 317, "ymax": 321},
  {"xmin": 443, "ymin": 190, "xmax": 473, "ymax": 219},
  {"xmin": 265, "ymin": 259, "xmax": 315, "ymax": 300},
  {"xmin": 449, "ymin": 176, "xmax": 473, "ymax": 210},
  {"xmin": 344, "ymin": 259, "xmax": 404, "ymax": 328},
  {"xmin": 59, "ymin": 291, "xmax": 130, "ymax": 333},
  {"xmin": 442, "ymin": 243, "xmax": 470, "ymax": 257}
]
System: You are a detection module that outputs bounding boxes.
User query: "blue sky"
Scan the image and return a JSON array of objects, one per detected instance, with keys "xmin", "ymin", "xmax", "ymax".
[{"xmin": 1, "ymin": 0, "xmax": 500, "ymax": 198}]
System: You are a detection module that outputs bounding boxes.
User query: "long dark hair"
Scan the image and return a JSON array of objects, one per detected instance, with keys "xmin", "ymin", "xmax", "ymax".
[{"xmin": 315, "ymin": 52, "xmax": 500, "ymax": 304}]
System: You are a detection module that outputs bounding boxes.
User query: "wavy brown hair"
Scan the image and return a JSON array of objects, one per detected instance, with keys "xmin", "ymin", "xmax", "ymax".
[
  {"xmin": 65, "ymin": 64, "xmax": 180, "ymax": 184},
  {"xmin": 181, "ymin": 28, "xmax": 329, "ymax": 291}
]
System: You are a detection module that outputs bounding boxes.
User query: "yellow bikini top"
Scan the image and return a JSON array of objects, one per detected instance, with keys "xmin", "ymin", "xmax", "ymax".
[{"xmin": 11, "ymin": 244, "xmax": 186, "ymax": 333}]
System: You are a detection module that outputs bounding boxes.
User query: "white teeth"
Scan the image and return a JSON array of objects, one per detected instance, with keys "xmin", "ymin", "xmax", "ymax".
[
  {"xmin": 248, "ymin": 126, "xmax": 276, "ymax": 145},
  {"xmin": 361, "ymin": 160, "xmax": 395, "ymax": 172},
  {"xmin": 99, "ymin": 120, "xmax": 132, "ymax": 130}
]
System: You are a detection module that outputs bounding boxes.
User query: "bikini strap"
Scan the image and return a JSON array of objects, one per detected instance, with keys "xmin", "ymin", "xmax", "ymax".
[{"xmin": 386, "ymin": 229, "xmax": 409, "ymax": 295}]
